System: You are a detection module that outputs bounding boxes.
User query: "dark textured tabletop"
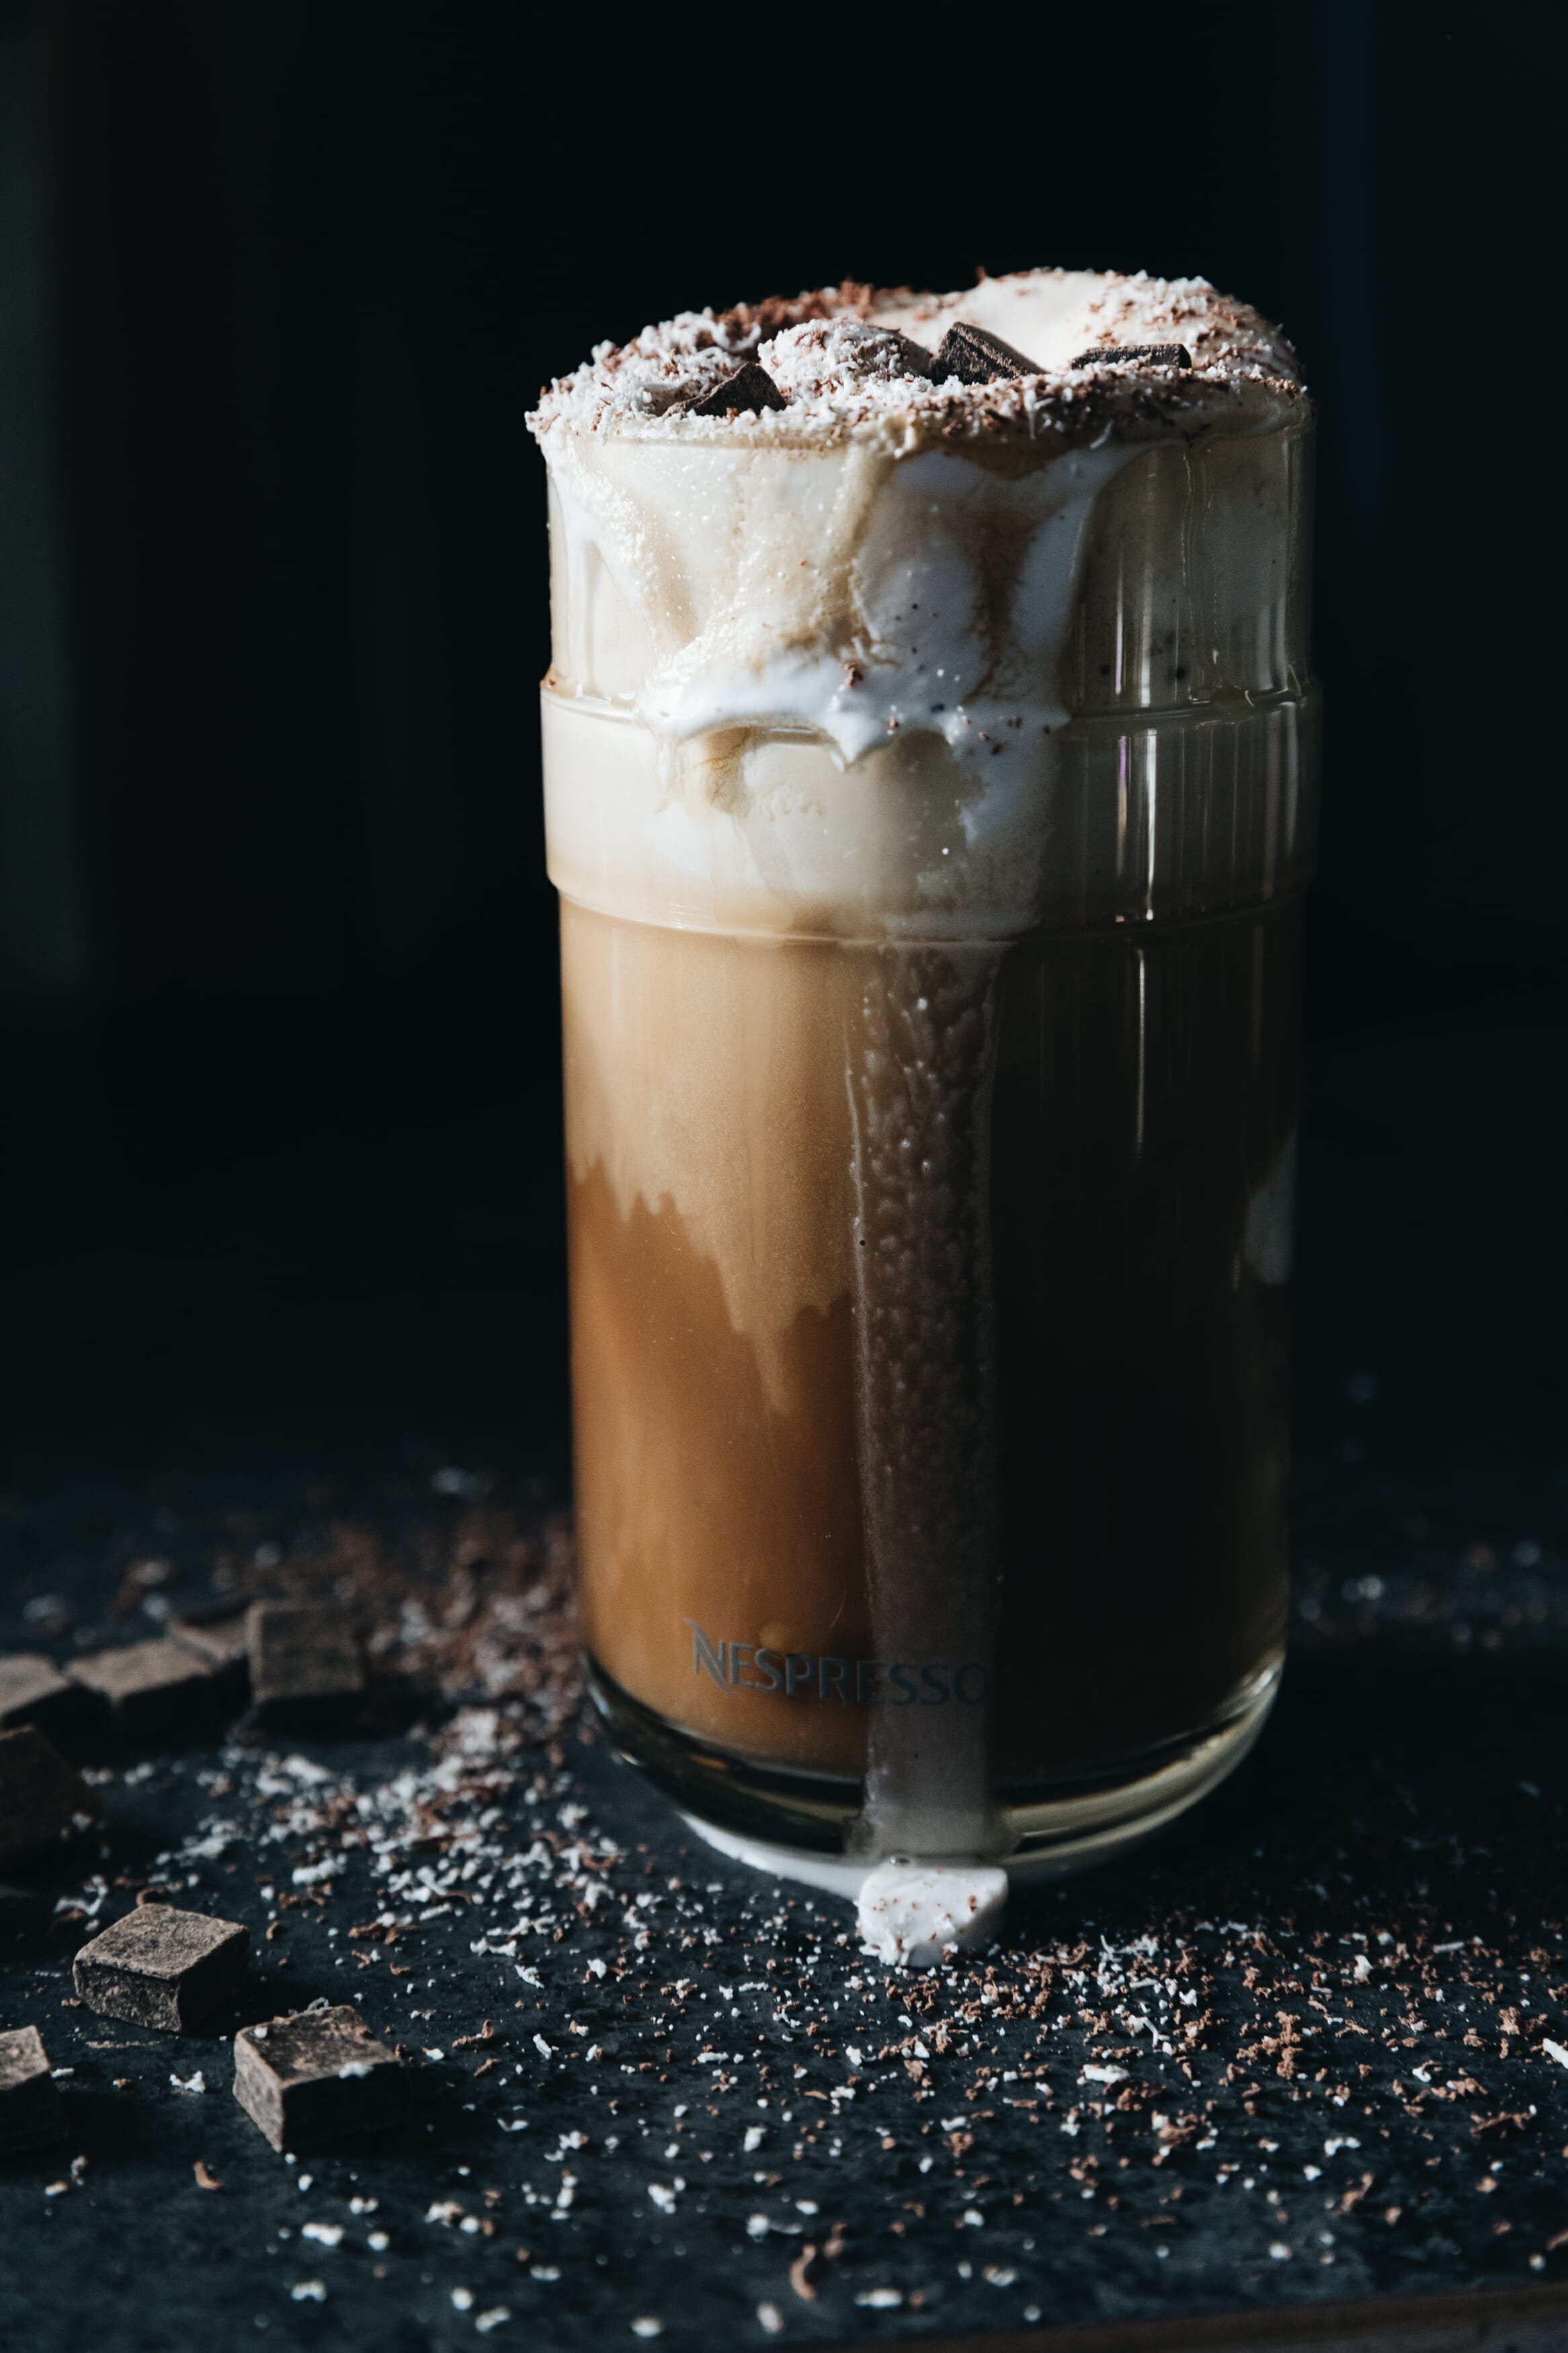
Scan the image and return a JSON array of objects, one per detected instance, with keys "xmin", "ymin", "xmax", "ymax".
[{"xmin": 2, "ymin": 1029, "xmax": 1567, "ymax": 2353}]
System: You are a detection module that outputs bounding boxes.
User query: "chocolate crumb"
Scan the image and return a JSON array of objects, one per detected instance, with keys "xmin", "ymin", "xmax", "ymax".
[{"xmin": 929, "ymin": 322, "xmax": 1042, "ymax": 385}]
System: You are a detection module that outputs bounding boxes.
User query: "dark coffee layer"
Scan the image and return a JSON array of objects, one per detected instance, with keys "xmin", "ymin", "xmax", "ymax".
[{"xmin": 565, "ymin": 898, "xmax": 1299, "ymax": 1821}]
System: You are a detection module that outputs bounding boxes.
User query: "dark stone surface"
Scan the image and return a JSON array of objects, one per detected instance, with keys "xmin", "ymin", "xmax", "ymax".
[
  {"xmin": 73, "ymin": 1905, "xmax": 250, "ymax": 2032},
  {"xmin": 3, "ymin": 1540, "xmax": 1568, "ymax": 2351},
  {"xmin": 0, "ymin": 1028, "xmax": 1564, "ymax": 2350}
]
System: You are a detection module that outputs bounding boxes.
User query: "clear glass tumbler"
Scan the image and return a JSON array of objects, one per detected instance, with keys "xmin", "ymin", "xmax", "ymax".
[{"xmin": 538, "ymin": 385, "xmax": 1317, "ymax": 1876}]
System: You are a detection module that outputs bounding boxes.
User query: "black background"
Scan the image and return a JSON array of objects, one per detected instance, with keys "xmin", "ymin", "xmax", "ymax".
[{"xmin": 0, "ymin": 0, "xmax": 1563, "ymax": 1470}]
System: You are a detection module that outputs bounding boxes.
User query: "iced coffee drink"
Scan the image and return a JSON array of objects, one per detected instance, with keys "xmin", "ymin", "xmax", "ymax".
[{"xmin": 528, "ymin": 270, "xmax": 1316, "ymax": 1871}]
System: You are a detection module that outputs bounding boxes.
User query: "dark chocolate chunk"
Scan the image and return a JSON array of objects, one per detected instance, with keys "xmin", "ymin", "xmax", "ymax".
[
  {"xmin": 1069, "ymin": 342, "xmax": 1192, "ymax": 370},
  {"xmin": 929, "ymin": 321, "xmax": 1042, "ymax": 385},
  {"xmin": 0, "ymin": 1726, "xmax": 93, "ymax": 1863},
  {"xmin": 73, "ymin": 1903, "xmax": 248, "ymax": 2031},
  {"xmin": 681, "ymin": 362, "xmax": 786, "ymax": 417},
  {"xmin": 247, "ymin": 1599, "xmax": 364, "ymax": 1706},
  {"xmin": 884, "ymin": 331, "xmax": 934, "ymax": 378},
  {"xmin": 233, "ymin": 2005, "xmax": 407, "ymax": 2152},
  {"xmin": 0, "ymin": 1654, "xmax": 79, "ymax": 1745},
  {"xmin": 0, "ymin": 2025, "xmax": 65, "ymax": 2153},
  {"xmin": 168, "ymin": 1608, "xmax": 251, "ymax": 1672},
  {"xmin": 67, "ymin": 1638, "xmax": 221, "ymax": 1739}
]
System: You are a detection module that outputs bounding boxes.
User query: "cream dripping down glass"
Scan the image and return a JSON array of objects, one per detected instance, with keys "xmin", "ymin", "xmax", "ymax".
[{"xmin": 527, "ymin": 268, "xmax": 1316, "ymax": 1880}]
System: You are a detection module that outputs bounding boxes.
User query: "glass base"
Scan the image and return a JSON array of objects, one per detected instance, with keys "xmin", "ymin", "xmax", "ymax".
[{"xmin": 587, "ymin": 1652, "xmax": 1282, "ymax": 1884}]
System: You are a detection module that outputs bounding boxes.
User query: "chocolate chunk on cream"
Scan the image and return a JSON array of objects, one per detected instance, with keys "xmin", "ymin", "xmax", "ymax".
[
  {"xmin": 679, "ymin": 361, "xmax": 786, "ymax": 417},
  {"xmin": 929, "ymin": 320, "xmax": 1041, "ymax": 383},
  {"xmin": 1071, "ymin": 341, "xmax": 1192, "ymax": 369}
]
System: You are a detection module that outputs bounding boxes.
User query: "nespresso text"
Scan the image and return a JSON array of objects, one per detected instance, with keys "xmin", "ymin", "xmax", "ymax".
[{"xmin": 684, "ymin": 1620, "xmax": 992, "ymax": 1705}]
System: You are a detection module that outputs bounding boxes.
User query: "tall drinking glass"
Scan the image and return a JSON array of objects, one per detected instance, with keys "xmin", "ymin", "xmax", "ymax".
[{"xmin": 531, "ymin": 276, "xmax": 1317, "ymax": 1874}]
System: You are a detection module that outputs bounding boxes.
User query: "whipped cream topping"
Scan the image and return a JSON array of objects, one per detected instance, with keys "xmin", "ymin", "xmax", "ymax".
[
  {"xmin": 527, "ymin": 267, "xmax": 1305, "ymax": 451},
  {"xmin": 759, "ymin": 319, "xmax": 931, "ymax": 402},
  {"xmin": 534, "ymin": 264, "xmax": 1314, "ymax": 939}
]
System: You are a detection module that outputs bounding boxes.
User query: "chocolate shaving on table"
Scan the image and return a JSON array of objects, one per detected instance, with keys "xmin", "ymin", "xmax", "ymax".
[
  {"xmin": 1070, "ymin": 342, "xmax": 1193, "ymax": 370},
  {"xmin": 928, "ymin": 321, "xmax": 1042, "ymax": 384},
  {"xmin": 679, "ymin": 362, "xmax": 786, "ymax": 417}
]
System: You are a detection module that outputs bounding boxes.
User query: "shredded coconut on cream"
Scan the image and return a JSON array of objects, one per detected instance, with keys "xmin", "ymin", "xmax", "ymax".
[{"xmin": 527, "ymin": 267, "xmax": 1304, "ymax": 452}]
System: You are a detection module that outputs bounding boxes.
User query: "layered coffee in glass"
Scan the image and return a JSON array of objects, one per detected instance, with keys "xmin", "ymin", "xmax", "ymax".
[{"xmin": 528, "ymin": 269, "xmax": 1317, "ymax": 1874}]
